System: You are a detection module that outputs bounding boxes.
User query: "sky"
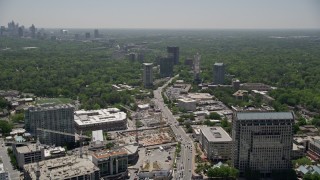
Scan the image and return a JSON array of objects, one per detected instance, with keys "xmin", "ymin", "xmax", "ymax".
[{"xmin": 0, "ymin": 0, "xmax": 320, "ymax": 29}]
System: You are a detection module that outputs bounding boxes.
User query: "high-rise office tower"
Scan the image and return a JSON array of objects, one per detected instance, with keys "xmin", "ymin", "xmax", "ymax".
[
  {"xmin": 137, "ymin": 52, "xmax": 144, "ymax": 63},
  {"xmin": 159, "ymin": 57, "xmax": 173, "ymax": 77},
  {"xmin": 143, "ymin": 63, "xmax": 153, "ymax": 88},
  {"xmin": 85, "ymin": 32, "xmax": 90, "ymax": 38},
  {"xmin": 167, "ymin": 46, "xmax": 179, "ymax": 65},
  {"xmin": 29, "ymin": 24, "xmax": 36, "ymax": 38},
  {"xmin": 213, "ymin": 62, "xmax": 225, "ymax": 85},
  {"xmin": 18, "ymin": 27, "xmax": 24, "ymax": 37},
  {"xmin": 193, "ymin": 53, "xmax": 201, "ymax": 83},
  {"xmin": 232, "ymin": 111, "xmax": 294, "ymax": 177},
  {"xmin": 94, "ymin": 29, "xmax": 99, "ymax": 38},
  {"xmin": 25, "ymin": 104, "xmax": 75, "ymax": 146}
]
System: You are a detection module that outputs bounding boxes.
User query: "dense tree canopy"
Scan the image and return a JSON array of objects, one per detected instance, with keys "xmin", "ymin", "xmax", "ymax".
[{"xmin": 1, "ymin": 30, "xmax": 320, "ymax": 112}]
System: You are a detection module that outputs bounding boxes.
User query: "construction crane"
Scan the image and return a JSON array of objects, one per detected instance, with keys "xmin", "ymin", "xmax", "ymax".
[{"xmin": 36, "ymin": 128, "xmax": 88, "ymax": 158}]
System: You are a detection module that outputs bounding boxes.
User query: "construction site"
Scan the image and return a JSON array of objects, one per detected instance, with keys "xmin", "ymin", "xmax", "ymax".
[{"xmin": 118, "ymin": 127, "xmax": 175, "ymax": 147}]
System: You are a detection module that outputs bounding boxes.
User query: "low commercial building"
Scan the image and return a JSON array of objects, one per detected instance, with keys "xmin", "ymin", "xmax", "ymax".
[
  {"xmin": 187, "ymin": 93, "xmax": 214, "ymax": 102},
  {"xmin": 299, "ymin": 125, "xmax": 319, "ymax": 136},
  {"xmin": 240, "ymin": 83, "xmax": 272, "ymax": 91},
  {"xmin": 92, "ymin": 148, "xmax": 128, "ymax": 179},
  {"xmin": 23, "ymin": 155, "xmax": 100, "ymax": 180},
  {"xmin": 199, "ymin": 126, "xmax": 232, "ymax": 161},
  {"xmin": 296, "ymin": 165, "xmax": 320, "ymax": 177},
  {"xmin": 138, "ymin": 161, "xmax": 172, "ymax": 180},
  {"xmin": 292, "ymin": 143, "xmax": 305, "ymax": 159},
  {"xmin": 13, "ymin": 144, "xmax": 42, "ymax": 169},
  {"xmin": 309, "ymin": 138, "xmax": 320, "ymax": 158},
  {"xmin": 74, "ymin": 108, "xmax": 127, "ymax": 132},
  {"xmin": 233, "ymin": 90, "xmax": 248, "ymax": 100},
  {"xmin": 13, "ymin": 143, "xmax": 66, "ymax": 169},
  {"xmin": 177, "ymin": 98, "xmax": 196, "ymax": 111}
]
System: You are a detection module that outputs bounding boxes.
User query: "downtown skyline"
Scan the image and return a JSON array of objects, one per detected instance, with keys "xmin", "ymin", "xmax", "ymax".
[{"xmin": 1, "ymin": 0, "xmax": 320, "ymax": 29}]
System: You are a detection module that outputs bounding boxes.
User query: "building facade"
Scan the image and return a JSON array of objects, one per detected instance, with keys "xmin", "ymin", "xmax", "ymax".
[
  {"xmin": 177, "ymin": 98, "xmax": 196, "ymax": 111},
  {"xmin": 213, "ymin": 63, "xmax": 225, "ymax": 85},
  {"xmin": 143, "ymin": 63, "xmax": 153, "ymax": 88},
  {"xmin": 199, "ymin": 126, "xmax": 232, "ymax": 161},
  {"xmin": 167, "ymin": 46, "xmax": 179, "ymax": 65},
  {"xmin": 232, "ymin": 112, "xmax": 294, "ymax": 177},
  {"xmin": 94, "ymin": 29, "xmax": 99, "ymax": 38},
  {"xmin": 92, "ymin": 149, "xmax": 128, "ymax": 179},
  {"xmin": 13, "ymin": 144, "xmax": 42, "ymax": 169},
  {"xmin": 24, "ymin": 104, "xmax": 75, "ymax": 146},
  {"xmin": 159, "ymin": 57, "xmax": 174, "ymax": 77}
]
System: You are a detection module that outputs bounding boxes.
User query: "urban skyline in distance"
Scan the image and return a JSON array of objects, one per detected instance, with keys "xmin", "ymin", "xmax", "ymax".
[{"xmin": 1, "ymin": 0, "xmax": 320, "ymax": 29}]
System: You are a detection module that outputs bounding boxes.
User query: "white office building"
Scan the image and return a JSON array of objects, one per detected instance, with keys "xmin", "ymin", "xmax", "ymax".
[
  {"xmin": 199, "ymin": 126, "xmax": 232, "ymax": 161},
  {"xmin": 74, "ymin": 108, "xmax": 127, "ymax": 132}
]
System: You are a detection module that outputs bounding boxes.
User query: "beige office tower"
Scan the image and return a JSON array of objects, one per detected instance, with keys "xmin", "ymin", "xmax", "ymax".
[
  {"xmin": 232, "ymin": 111, "xmax": 294, "ymax": 177},
  {"xmin": 143, "ymin": 63, "xmax": 153, "ymax": 88}
]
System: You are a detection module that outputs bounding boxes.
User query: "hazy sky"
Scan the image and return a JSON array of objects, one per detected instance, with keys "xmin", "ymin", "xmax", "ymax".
[{"xmin": 1, "ymin": 0, "xmax": 320, "ymax": 29}]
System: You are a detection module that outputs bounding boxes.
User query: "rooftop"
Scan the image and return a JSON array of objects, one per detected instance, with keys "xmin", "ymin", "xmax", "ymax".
[
  {"xmin": 43, "ymin": 146, "xmax": 66, "ymax": 158},
  {"xmin": 236, "ymin": 112, "xmax": 294, "ymax": 121},
  {"xmin": 200, "ymin": 126, "xmax": 232, "ymax": 142},
  {"xmin": 16, "ymin": 144, "xmax": 38, "ymax": 154},
  {"xmin": 214, "ymin": 63, "xmax": 224, "ymax": 66},
  {"xmin": 92, "ymin": 130, "xmax": 103, "ymax": 142},
  {"xmin": 178, "ymin": 98, "xmax": 196, "ymax": 103},
  {"xmin": 28, "ymin": 103, "xmax": 74, "ymax": 112},
  {"xmin": 35, "ymin": 98, "xmax": 73, "ymax": 105},
  {"xmin": 23, "ymin": 155, "xmax": 99, "ymax": 179},
  {"xmin": 92, "ymin": 148, "xmax": 127, "ymax": 159},
  {"xmin": 187, "ymin": 93, "xmax": 213, "ymax": 100},
  {"xmin": 74, "ymin": 108, "xmax": 126, "ymax": 126}
]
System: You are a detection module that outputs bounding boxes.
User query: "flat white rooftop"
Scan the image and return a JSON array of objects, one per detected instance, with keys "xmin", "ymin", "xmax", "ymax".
[
  {"xmin": 187, "ymin": 93, "xmax": 213, "ymax": 100},
  {"xmin": 200, "ymin": 126, "xmax": 232, "ymax": 142},
  {"xmin": 16, "ymin": 144, "xmax": 38, "ymax": 154},
  {"xmin": 92, "ymin": 130, "xmax": 103, "ymax": 142},
  {"xmin": 178, "ymin": 98, "xmax": 196, "ymax": 103},
  {"xmin": 74, "ymin": 108, "xmax": 126, "ymax": 126}
]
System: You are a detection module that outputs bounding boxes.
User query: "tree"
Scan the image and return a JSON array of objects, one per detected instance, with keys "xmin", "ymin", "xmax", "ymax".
[
  {"xmin": 311, "ymin": 118, "xmax": 320, "ymax": 127},
  {"xmin": 0, "ymin": 120, "xmax": 13, "ymax": 134},
  {"xmin": 207, "ymin": 166, "xmax": 239, "ymax": 179},
  {"xmin": 297, "ymin": 117, "xmax": 307, "ymax": 126},
  {"xmin": 10, "ymin": 113, "xmax": 24, "ymax": 123},
  {"xmin": 303, "ymin": 172, "xmax": 320, "ymax": 180},
  {"xmin": 105, "ymin": 142, "xmax": 114, "ymax": 149},
  {"xmin": 208, "ymin": 112, "xmax": 221, "ymax": 120},
  {"xmin": 0, "ymin": 97, "xmax": 9, "ymax": 109},
  {"xmin": 203, "ymin": 119, "xmax": 215, "ymax": 126},
  {"xmin": 293, "ymin": 157, "xmax": 312, "ymax": 166}
]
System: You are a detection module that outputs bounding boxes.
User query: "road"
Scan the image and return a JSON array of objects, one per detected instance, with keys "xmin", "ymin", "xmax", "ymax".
[
  {"xmin": 0, "ymin": 138, "xmax": 21, "ymax": 180},
  {"xmin": 153, "ymin": 75, "xmax": 194, "ymax": 180}
]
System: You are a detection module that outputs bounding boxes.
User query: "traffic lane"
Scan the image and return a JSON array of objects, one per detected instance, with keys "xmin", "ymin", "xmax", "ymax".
[{"xmin": 0, "ymin": 145, "xmax": 20, "ymax": 180}]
